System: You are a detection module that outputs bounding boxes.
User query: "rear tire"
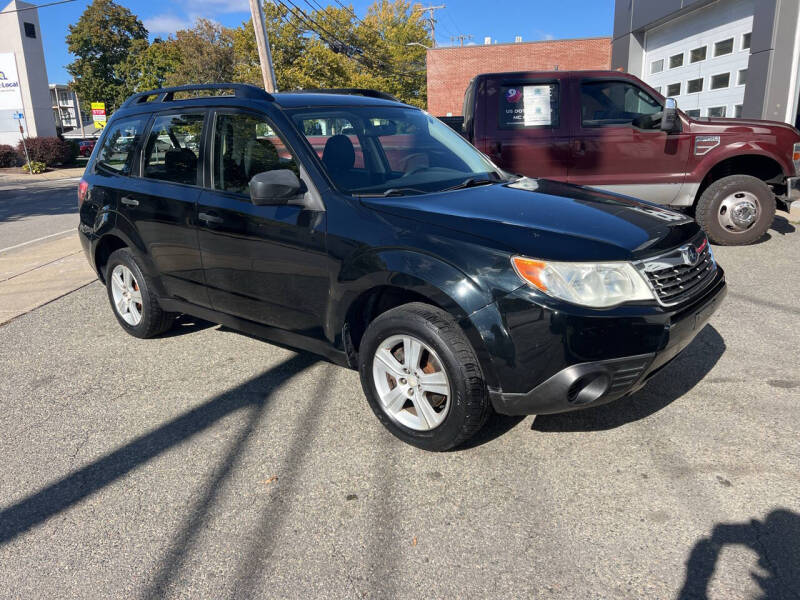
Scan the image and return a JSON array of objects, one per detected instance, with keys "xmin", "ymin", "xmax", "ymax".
[
  {"xmin": 358, "ymin": 302, "xmax": 491, "ymax": 451},
  {"xmin": 105, "ymin": 248, "xmax": 176, "ymax": 339},
  {"xmin": 695, "ymin": 174, "xmax": 776, "ymax": 245}
]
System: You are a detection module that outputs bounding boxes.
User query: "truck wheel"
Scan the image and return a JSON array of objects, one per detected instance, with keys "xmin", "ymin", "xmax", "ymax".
[
  {"xmin": 358, "ymin": 302, "xmax": 491, "ymax": 451},
  {"xmin": 695, "ymin": 175, "xmax": 776, "ymax": 245},
  {"xmin": 105, "ymin": 248, "xmax": 176, "ymax": 338}
]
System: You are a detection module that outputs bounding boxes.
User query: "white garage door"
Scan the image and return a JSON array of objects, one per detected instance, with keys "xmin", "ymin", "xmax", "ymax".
[{"xmin": 643, "ymin": 0, "xmax": 754, "ymax": 119}]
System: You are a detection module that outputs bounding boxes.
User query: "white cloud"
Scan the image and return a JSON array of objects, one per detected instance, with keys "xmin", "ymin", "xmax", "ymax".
[
  {"xmin": 181, "ymin": 0, "xmax": 249, "ymax": 14},
  {"xmin": 543, "ymin": 33, "xmax": 555, "ymax": 40},
  {"xmin": 144, "ymin": 14, "xmax": 194, "ymax": 35}
]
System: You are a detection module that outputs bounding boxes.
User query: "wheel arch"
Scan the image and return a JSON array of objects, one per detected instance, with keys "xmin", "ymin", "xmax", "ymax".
[{"xmin": 694, "ymin": 154, "xmax": 785, "ymax": 206}]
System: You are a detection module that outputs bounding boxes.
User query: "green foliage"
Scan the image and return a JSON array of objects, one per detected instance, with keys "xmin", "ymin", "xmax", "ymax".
[
  {"xmin": 65, "ymin": 0, "xmax": 431, "ymax": 111},
  {"xmin": 0, "ymin": 144, "xmax": 18, "ymax": 167},
  {"xmin": 22, "ymin": 161, "xmax": 47, "ymax": 174},
  {"xmin": 66, "ymin": 0, "xmax": 148, "ymax": 111},
  {"xmin": 17, "ymin": 138, "xmax": 75, "ymax": 167}
]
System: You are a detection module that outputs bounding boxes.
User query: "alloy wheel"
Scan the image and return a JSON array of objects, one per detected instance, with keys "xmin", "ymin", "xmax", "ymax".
[{"xmin": 110, "ymin": 264, "xmax": 143, "ymax": 326}]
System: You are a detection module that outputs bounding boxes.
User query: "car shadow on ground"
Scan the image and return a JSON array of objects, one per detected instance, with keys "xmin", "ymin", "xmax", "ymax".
[
  {"xmin": 677, "ymin": 509, "xmax": 800, "ymax": 599},
  {"xmin": 156, "ymin": 314, "xmax": 216, "ymax": 338},
  {"xmin": 531, "ymin": 324, "xmax": 726, "ymax": 433},
  {"xmin": 750, "ymin": 213, "xmax": 796, "ymax": 244}
]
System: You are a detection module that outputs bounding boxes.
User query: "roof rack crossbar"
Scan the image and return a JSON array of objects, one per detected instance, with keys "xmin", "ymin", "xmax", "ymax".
[
  {"xmin": 121, "ymin": 83, "xmax": 274, "ymax": 108},
  {"xmin": 295, "ymin": 88, "xmax": 400, "ymax": 102}
]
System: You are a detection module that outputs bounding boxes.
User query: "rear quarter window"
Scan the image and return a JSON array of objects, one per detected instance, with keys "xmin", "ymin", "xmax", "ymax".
[
  {"xmin": 94, "ymin": 116, "xmax": 148, "ymax": 176},
  {"xmin": 498, "ymin": 83, "xmax": 559, "ymax": 129}
]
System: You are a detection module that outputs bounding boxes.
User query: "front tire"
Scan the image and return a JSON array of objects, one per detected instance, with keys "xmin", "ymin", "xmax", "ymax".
[
  {"xmin": 358, "ymin": 302, "xmax": 491, "ymax": 451},
  {"xmin": 695, "ymin": 174, "xmax": 776, "ymax": 245},
  {"xmin": 105, "ymin": 248, "xmax": 175, "ymax": 339}
]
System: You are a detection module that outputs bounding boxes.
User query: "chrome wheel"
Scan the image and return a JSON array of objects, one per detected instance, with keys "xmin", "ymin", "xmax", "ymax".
[
  {"xmin": 372, "ymin": 334, "xmax": 451, "ymax": 431},
  {"xmin": 110, "ymin": 264, "xmax": 143, "ymax": 326},
  {"xmin": 718, "ymin": 191, "xmax": 760, "ymax": 233}
]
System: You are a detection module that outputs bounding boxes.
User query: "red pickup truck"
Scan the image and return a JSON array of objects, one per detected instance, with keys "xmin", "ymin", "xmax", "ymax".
[{"xmin": 461, "ymin": 70, "xmax": 800, "ymax": 245}]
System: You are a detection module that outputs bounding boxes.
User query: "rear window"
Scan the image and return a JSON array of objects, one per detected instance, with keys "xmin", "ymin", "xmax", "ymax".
[
  {"xmin": 94, "ymin": 116, "xmax": 147, "ymax": 176},
  {"xmin": 498, "ymin": 83, "xmax": 559, "ymax": 129}
]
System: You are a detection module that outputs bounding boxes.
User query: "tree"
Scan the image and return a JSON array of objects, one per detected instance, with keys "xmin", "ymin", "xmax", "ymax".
[
  {"xmin": 66, "ymin": 0, "xmax": 148, "ymax": 112},
  {"xmin": 163, "ymin": 19, "xmax": 236, "ymax": 86},
  {"xmin": 117, "ymin": 38, "xmax": 181, "ymax": 95}
]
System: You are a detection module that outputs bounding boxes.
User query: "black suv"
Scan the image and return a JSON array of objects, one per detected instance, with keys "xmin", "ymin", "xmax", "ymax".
[{"xmin": 79, "ymin": 83, "xmax": 726, "ymax": 450}]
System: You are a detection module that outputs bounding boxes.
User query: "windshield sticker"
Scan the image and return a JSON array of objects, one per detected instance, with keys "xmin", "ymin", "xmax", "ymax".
[{"xmin": 501, "ymin": 85, "xmax": 555, "ymax": 127}]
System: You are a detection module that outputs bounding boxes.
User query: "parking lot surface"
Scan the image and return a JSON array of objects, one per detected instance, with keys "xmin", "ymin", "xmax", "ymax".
[{"xmin": 0, "ymin": 213, "xmax": 798, "ymax": 599}]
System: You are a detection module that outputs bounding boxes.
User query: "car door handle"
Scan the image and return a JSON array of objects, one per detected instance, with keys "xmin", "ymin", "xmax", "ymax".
[
  {"xmin": 198, "ymin": 212, "xmax": 223, "ymax": 224},
  {"xmin": 120, "ymin": 196, "xmax": 139, "ymax": 207}
]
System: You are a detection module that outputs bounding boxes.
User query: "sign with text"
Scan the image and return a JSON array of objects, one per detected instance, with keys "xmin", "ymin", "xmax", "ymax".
[
  {"xmin": 0, "ymin": 53, "xmax": 24, "ymax": 134},
  {"xmin": 91, "ymin": 102, "xmax": 106, "ymax": 128},
  {"xmin": 499, "ymin": 84, "xmax": 559, "ymax": 128}
]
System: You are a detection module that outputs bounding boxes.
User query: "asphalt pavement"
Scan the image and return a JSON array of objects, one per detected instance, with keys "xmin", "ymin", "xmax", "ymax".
[{"xmin": 0, "ymin": 211, "xmax": 798, "ymax": 599}]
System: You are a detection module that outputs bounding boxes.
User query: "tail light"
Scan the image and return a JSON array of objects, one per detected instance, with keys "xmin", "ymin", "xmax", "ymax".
[{"xmin": 77, "ymin": 179, "xmax": 89, "ymax": 206}]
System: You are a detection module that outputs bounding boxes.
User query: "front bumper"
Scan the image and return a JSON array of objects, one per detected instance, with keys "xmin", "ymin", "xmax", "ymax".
[
  {"xmin": 479, "ymin": 270, "xmax": 727, "ymax": 416},
  {"xmin": 782, "ymin": 176, "xmax": 800, "ymax": 210}
]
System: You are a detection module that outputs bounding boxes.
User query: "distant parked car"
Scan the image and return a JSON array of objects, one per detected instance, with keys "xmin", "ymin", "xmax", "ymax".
[
  {"xmin": 460, "ymin": 70, "xmax": 800, "ymax": 245},
  {"xmin": 79, "ymin": 140, "xmax": 96, "ymax": 157}
]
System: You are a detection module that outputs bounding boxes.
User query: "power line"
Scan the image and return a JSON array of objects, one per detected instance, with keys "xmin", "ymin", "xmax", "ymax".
[{"xmin": 0, "ymin": 0, "xmax": 77, "ymax": 14}]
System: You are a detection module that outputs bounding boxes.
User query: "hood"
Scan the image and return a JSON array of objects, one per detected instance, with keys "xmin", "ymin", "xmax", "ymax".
[
  {"xmin": 688, "ymin": 116, "xmax": 800, "ymax": 138},
  {"xmin": 361, "ymin": 178, "xmax": 700, "ymax": 262}
]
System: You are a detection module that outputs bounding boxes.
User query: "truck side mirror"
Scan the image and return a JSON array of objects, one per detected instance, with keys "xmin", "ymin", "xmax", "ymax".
[
  {"xmin": 249, "ymin": 169, "xmax": 306, "ymax": 206},
  {"xmin": 661, "ymin": 98, "xmax": 678, "ymax": 132}
]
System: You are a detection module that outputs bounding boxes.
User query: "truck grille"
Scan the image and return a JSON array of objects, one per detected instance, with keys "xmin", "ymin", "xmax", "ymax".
[{"xmin": 639, "ymin": 237, "xmax": 716, "ymax": 306}]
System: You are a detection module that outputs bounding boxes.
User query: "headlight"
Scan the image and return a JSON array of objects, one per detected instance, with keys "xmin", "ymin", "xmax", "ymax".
[
  {"xmin": 511, "ymin": 256, "xmax": 655, "ymax": 308},
  {"xmin": 793, "ymin": 142, "xmax": 800, "ymax": 175}
]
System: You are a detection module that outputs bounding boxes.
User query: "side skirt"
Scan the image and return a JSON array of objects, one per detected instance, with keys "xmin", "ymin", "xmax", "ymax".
[{"xmin": 158, "ymin": 297, "xmax": 351, "ymax": 368}]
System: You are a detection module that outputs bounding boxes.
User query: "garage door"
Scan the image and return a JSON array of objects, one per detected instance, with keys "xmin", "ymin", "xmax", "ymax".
[{"xmin": 643, "ymin": 0, "xmax": 754, "ymax": 119}]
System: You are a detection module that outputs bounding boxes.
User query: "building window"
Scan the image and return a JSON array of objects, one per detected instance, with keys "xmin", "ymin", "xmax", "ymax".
[
  {"xmin": 669, "ymin": 53, "xmax": 684, "ymax": 68},
  {"xmin": 23, "ymin": 22, "xmax": 36, "ymax": 38},
  {"xmin": 710, "ymin": 73, "xmax": 730, "ymax": 89},
  {"xmin": 714, "ymin": 38, "xmax": 734, "ymax": 57},
  {"xmin": 666, "ymin": 82, "xmax": 681, "ymax": 96},
  {"xmin": 742, "ymin": 32, "xmax": 751, "ymax": 50},
  {"xmin": 686, "ymin": 109, "xmax": 701, "ymax": 118},
  {"xmin": 708, "ymin": 106, "xmax": 727, "ymax": 118},
  {"xmin": 690, "ymin": 46, "xmax": 707, "ymax": 63},
  {"xmin": 687, "ymin": 78, "xmax": 703, "ymax": 94},
  {"xmin": 738, "ymin": 69, "xmax": 747, "ymax": 85},
  {"xmin": 651, "ymin": 59, "xmax": 664, "ymax": 74},
  {"xmin": 734, "ymin": 104, "xmax": 743, "ymax": 118}
]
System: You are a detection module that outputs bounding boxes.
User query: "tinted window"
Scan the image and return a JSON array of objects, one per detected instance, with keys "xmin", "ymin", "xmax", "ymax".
[
  {"xmin": 498, "ymin": 83, "xmax": 559, "ymax": 128},
  {"xmin": 690, "ymin": 46, "xmax": 707, "ymax": 63},
  {"xmin": 742, "ymin": 32, "xmax": 751, "ymax": 50},
  {"xmin": 143, "ymin": 113, "xmax": 204, "ymax": 185},
  {"xmin": 714, "ymin": 38, "xmax": 734, "ymax": 56},
  {"xmin": 669, "ymin": 53, "xmax": 684, "ymax": 68},
  {"xmin": 686, "ymin": 109, "xmax": 701, "ymax": 118},
  {"xmin": 651, "ymin": 59, "xmax": 664, "ymax": 74},
  {"xmin": 666, "ymin": 82, "xmax": 681, "ymax": 96},
  {"xmin": 95, "ymin": 116, "xmax": 147, "ymax": 176},
  {"xmin": 24, "ymin": 22, "xmax": 35, "ymax": 38},
  {"xmin": 711, "ymin": 73, "xmax": 730, "ymax": 89},
  {"xmin": 708, "ymin": 106, "xmax": 727, "ymax": 118},
  {"xmin": 738, "ymin": 69, "xmax": 747, "ymax": 85},
  {"xmin": 687, "ymin": 78, "xmax": 703, "ymax": 94},
  {"xmin": 296, "ymin": 116, "xmax": 365, "ymax": 168},
  {"xmin": 213, "ymin": 112, "xmax": 298, "ymax": 195},
  {"xmin": 580, "ymin": 81, "xmax": 662, "ymax": 127}
]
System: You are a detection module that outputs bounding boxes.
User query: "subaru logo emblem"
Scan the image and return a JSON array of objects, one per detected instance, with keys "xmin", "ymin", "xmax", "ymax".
[{"xmin": 681, "ymin": 245, "xmax": 699, "ymax": 265}]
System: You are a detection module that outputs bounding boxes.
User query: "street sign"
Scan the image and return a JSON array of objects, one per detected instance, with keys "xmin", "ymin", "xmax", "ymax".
[
  {"xmin": 91, "ymin": 102, "xmax": 106, "ymax": 128},
  {"xmin": 12, "ymin": 112, "xmax": 23, "ymax": 120}
]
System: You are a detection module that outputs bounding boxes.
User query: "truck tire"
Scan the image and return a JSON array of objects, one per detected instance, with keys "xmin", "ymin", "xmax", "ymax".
[
  {"xmin": 695, "ymin": 174, "xmax": 776, "ymax": 245},
  {"xmin": 358, "ymin": 302, "xmax": 491, "ymax": 451},
  {"xmin": 105, "ymin": 248, "xmax": 176, "ymax": 338}
]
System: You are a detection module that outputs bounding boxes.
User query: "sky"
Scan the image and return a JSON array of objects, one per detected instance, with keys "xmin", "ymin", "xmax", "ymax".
[{"xmin": 31, "ymin": 0, "xmax": 616, "ymax": 84}]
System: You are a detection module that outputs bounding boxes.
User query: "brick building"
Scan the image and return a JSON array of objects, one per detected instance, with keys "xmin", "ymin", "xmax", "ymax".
[{"xmin": 426, "ymin": 37, "xmax": 612, "ymax": 116}]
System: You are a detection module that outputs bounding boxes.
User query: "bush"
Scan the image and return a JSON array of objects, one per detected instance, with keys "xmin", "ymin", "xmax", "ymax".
[
  {"xmin": 0, "ymin": 144, "xmax": 18, "ymax": 167},
  {"xmin": 22, "ymin": 161, "xmax": 46, "ymax": 174},
  {"xmin": 16, "ymin": 137, "xmax": 75, "ymax": 167}
]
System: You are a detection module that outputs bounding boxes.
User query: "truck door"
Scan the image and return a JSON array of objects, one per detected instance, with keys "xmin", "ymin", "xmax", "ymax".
[
  {"xmin": 568, "ymin": 77, "xmax": 692, "ymax": 205},
  {"xmin": 476, "ymin": 76, "xmax": 571, "ymax": 181}
]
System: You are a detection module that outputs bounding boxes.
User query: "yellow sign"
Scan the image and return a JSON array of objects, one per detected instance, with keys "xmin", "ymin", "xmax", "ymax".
[{"xmin": 91, "ymin": 102, "xmax": 106, "ymax": 128}]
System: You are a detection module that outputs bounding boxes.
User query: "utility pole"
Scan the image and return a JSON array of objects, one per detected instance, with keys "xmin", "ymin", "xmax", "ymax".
[
  {"xmin": 450, "ymin": 34, "xmax": 473, "ymax": 47},
  {"xmin": 415, "ymin": 5, "xmax": 445, "ymax": 48},
  {"xmin": 249, "ymin": 0, "xmax": 278, "ymax": 93}
]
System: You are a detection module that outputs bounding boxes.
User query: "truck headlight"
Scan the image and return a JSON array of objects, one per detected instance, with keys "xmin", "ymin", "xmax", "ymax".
[
  {"xmin": 793, "ymin": 143, "xmax": 800, "ymax": 175},
  {"xmin": 511, "ymin": 256, "xmax": 655, "ymax": 308}
]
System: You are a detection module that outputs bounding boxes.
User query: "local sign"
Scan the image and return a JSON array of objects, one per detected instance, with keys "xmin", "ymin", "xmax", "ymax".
[{"xmin": 91, "ymin": 102, "xmax": 106, "ymax": 128}]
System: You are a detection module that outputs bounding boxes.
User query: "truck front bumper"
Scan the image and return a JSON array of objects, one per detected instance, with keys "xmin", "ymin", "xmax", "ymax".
[{"xmin": 782, "ymin": 176, "xmax": 800, "ymax": 210}]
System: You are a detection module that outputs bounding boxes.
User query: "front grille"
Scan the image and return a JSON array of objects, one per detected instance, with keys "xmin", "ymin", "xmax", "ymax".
[
  {"xmin": 639, "ymin": 237, "xmax": 717, "ymax": 306},
  {"xmin": 607, "ymin": 357, "xmax": 651, "ymax": 396}
]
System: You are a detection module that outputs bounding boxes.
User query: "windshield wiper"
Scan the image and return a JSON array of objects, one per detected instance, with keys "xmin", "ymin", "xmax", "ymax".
[{"xmin": 444, "ymin": 176, "xmax": 500, "ymax": 192}]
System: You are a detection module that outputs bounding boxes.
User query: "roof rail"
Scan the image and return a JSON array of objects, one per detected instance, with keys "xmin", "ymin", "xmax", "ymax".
[
  {"xmin": 295, "ymin": 88, "xmax": 400, "ymax": 102},
  {"xmin": 121, "ymin": 83, "xmax": 274, "ymax": 108}
]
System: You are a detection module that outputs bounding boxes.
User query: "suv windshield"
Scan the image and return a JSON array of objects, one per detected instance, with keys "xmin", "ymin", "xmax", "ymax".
[{"xmin": 290, "ymin": 105, "xmax": 504, "ymax": 196}]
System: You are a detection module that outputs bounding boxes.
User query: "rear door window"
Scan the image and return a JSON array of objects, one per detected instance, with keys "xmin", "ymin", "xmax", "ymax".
[
  {"xmin": 580, "ymin": 80, "xmax": 661, "ymax": 127},
  {"xmin": 142, "ymin": 112, "xmax": 205, "ymax": 186},
  {"xmin": 498, "ymin": 83, "xmax": 559, "ymax": 129},
  {"xmin": 94, "ymin": 116, "xmax": 147, "ymax": 176}
]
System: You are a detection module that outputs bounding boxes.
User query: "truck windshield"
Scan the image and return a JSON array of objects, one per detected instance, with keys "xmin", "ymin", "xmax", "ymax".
[{"xmin": 289, "ymin": 105, "xmax": 504, "ymax": 196}]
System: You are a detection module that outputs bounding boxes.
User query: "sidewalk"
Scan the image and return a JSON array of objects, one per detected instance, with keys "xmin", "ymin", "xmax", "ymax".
[
  {"xmin": 0, "ymin": 166, "xmax": 85, "ymax": 185},
  {"xmin": 0, "ymin": 233, "xmax": 96, "ymax": 325}
]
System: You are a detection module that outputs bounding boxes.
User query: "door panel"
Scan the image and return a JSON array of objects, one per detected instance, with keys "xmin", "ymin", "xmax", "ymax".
[
  {"xmin": 478, "ymin": 77, "xmax": 570, "ymax": 180},
  {"xmin": 197, "ymin": 110, "xmax": 329, "ymax": 339},
  {"xmin": 569, "ymin": 79, "xmax": 692, "ymax": 203}
]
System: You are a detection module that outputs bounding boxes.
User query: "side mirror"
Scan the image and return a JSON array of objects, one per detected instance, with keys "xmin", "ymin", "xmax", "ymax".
[
  {"xmin": 249, "ymin": 169, "xmax": 306, "ymax": 206},
  {"xmin": 661, "ymin": 97, "xmax": 678, "ymax": 132}
]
